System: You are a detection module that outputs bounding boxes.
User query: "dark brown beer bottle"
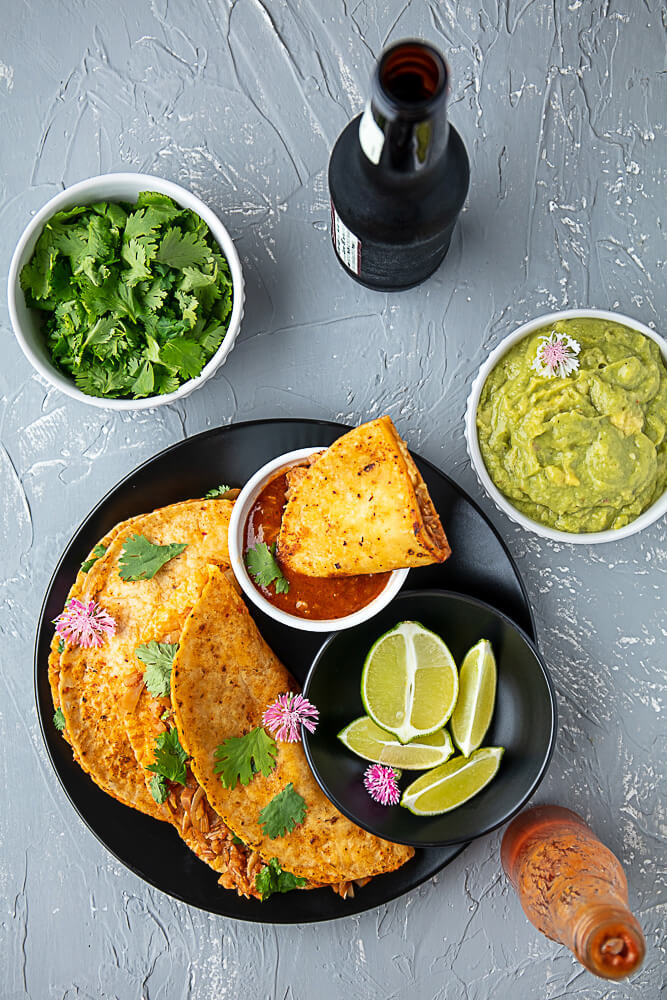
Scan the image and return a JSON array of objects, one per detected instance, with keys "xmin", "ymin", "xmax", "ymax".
[{"xmin": 328, "ymin": 39, "xmax": 469, "ymax": 291}]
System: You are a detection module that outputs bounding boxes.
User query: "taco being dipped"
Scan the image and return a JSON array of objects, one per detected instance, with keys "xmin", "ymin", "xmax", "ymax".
[{"xmin": 277, "ymin": 416, "xmax": 450, "ymax": 577}]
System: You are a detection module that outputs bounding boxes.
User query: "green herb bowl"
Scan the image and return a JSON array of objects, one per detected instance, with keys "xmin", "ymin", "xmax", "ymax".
[{"xmin": 8, "ymin": 172, "xmax": 244, "ymax": 410}]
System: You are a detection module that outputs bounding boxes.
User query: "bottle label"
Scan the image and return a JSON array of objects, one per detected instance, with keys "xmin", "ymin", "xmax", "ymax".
[
  {"xmin": 358, "ymin": 102, "xmax": 384, "ymax": 165},
  {"xmin": 330, "ymin": 201, "xmax": 361, "ymax": 275}
]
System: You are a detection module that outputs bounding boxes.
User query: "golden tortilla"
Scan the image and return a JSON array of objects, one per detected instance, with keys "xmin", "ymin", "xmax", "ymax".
[
  {"xmin": 48, "ymin": 516, "xmax": 139, "ymax": 725},
  {"xmin": 58, "ymin": 500, "xmax": 233, "ymax": 821},
  {"xmin": 171, "ymin": 566, "xmax": 414, "ymax": 884},
  {"xmin": 120, "ymin": 571, "xmax": 262, "ymax": 898},
  {"xmin": 277, "ymin": 416, "xmax": 450, "ymax": 576}
]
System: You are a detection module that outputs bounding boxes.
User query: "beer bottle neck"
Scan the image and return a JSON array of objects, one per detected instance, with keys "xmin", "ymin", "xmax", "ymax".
[{"xmin": 358, "ymin": 40, "xmax": 450, "ymax": 175}]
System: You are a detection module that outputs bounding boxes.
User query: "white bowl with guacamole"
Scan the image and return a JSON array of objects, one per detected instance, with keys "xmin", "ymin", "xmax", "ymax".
[{"xmin": 465, "ymin": 309, "xmax": 667, "ymax": 544}]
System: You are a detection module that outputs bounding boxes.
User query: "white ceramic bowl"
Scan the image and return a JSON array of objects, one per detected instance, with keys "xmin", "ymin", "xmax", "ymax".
[
  {"xmin": 228, "ymin": 447, "xmax": 410, "ymax": 632},
  {"xmin": 7, "ymin": 172, "xmax": 245, "ymax": 410},
  {"xmin": 465, "ymin": 308, "xmax": 667, "ymax": 545}
]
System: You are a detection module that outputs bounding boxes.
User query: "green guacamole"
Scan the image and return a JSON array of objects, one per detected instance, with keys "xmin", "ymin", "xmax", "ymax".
[{"xmin": 476, "ymin": 317, "xmax": 667, "ymax": 533}]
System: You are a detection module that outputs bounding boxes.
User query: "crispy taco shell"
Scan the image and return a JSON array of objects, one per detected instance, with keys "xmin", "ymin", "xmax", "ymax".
[
  {"xmin": 118, "ymin": 567, "xmax": 263, "ymax": 898},
  {"xmin": 171, "ymin": 566, "xmax": 414, "ymax": 885},
  {"xmin": 48, "ymin": 515, "xmax": 140, "ymax": 747},
  {"xmin": 58, "ymin": 500, "xmax": 233, "ymax": 825},
  {"xmin": 277, "ymin": 416, "xmax": 450, "ymax": 576}
]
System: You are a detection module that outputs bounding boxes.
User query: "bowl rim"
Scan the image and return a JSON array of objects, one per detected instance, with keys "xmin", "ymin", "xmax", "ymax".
[
  {"xmin": 227, "ymin": 446, "xmax": 410, "ymax": 633},
  {"xmin": 302, "ymin": 587, "xmax": 558, "ymax": 847},
  {"xmin": 7, "ymin": 171, "xmax": 245, "ymax": 411},
  {"xmin": 464, "ymin": 308, "xmax": 667, "ymax": 544}
]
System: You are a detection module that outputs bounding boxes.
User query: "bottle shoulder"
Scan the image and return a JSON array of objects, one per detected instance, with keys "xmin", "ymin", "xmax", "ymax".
[{"xmin": 329, "ymin": 116, "xmax": 469, "ymax": 240}]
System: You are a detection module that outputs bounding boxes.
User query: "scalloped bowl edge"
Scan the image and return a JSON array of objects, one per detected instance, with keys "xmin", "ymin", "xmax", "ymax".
[
  {"xmin": 7, "ymin": 172, "xmax": 245, "ymax": 411},
  {"xmin": 464, "ymin": 308, "xmax": 667, "ymax": 545}
]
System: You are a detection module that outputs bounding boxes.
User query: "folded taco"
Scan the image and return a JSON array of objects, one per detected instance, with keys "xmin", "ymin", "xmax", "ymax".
[
  {"xmin": 56, "ymin": 499, "xmax": 266, "ymax": 896},
  {"xmin": 171, "ymin": 566, "xmax": 414, "ymax": 892},
  {"xmin": 277, "ymin": 416, "xmax": 450, "ymax": 576}
]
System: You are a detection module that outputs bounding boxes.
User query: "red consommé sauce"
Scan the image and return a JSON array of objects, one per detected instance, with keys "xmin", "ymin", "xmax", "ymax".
[{"xmin": 243, "ymin": 469, "xmax": 391, "ymax": 620}]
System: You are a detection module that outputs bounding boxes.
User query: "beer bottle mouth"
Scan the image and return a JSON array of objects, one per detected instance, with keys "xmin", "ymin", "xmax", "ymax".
[{"xmin": 376, "ymin": 41, "xmax": 448, "ymax": 119}]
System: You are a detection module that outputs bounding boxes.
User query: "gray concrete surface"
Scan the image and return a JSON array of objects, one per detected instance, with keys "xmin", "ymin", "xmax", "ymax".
[{"xmin": 0, "ymin": 1, "xmax": 665, "ymax": 997}]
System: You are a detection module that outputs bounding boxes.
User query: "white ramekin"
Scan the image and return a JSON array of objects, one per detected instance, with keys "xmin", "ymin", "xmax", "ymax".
[
  {"xmin": 7, "ymin": 172, "xmax": 245, "ymax": 410},
  {"xmin": 228, "ymin": 447, "xmax": 410, "ymax": 632},
  {"xmin": 465, "ymin": 309, "xmax": 667, "ymax": 545}
]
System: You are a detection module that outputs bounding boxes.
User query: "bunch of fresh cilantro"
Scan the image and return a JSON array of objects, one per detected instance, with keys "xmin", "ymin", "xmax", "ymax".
[{"xmin": 20, "ymin": 191, "xmax": 234, "ymax": 399}]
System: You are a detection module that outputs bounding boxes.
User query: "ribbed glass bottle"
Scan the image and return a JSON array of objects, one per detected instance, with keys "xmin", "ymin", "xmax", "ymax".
[{"xmin": 501, "ymin": 805, "xmax": 645, "ymax": 980}]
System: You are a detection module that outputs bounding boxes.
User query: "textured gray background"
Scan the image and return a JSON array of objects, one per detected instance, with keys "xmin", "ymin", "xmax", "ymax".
[{"xmin": 0, "ymin": 0, "xmax": 664, "ymax": 998}]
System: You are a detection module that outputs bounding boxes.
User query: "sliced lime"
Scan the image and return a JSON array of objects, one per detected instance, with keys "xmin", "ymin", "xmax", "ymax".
[
  {"xmin": 361, "ymin": 621, "xmax": 459, "ymax": 744},
  {"xmin": 400, "ymin": 747, "xmax": 504, "ymax": 816},
  {"xmin": 450, "ymin": 639, "xmax": 497, "ymax": 757},
  {"xmin": 338, "ymin": 716, "xmax": 454, "ymax": 769}
]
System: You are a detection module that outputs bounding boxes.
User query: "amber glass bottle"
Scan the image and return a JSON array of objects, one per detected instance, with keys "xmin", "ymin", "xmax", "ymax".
[
  {"xmin": 501, "ymin": 806, "xmax": 645, "ymax": 980},
  {"xmin": 328, "ymin": 39, "xmax": 469, "ymax": 290}
]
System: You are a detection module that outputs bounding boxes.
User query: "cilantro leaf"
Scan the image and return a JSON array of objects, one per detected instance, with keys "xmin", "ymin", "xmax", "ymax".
[
  {"xmin": 57, "ymin": 638, "xmax": 65, "ymax": 654},
  {"xmin": 204, "ymin": 484, "xmax": 232, "ymax": 499},
  {"xmin": 231, "ymin": 834, "xmax": 245, "ymax": 847},
  {"xmin": 156, "ymin": 227, "xmax": 212, "ymax": 269},
  {"xmin": 255, "ymin": 858, "xmax": 307, "ymax": 901},
  {"xmin": 213, "ymin": 727, "xmax": 278, "ymax": 789},
  {"xmin": 245, "ymin": 542, "xmax": 290, "ymax": 594},
  {"xmin": 258, "ymin": 784, "xmax": 307, "ymax": 839},
  {"xmin": 124, "ymin": 206, "xmax": 168, "ymax": 242},
  {"xmin": 118, "ymin": 534, "xmax": 187, "ymax": 581},
  {"xmin": 20, "ymin": 239, "xmax": 59, "ymax": 300},
  {"xmin": 81, "ymin": 317, "xmax": 117, "ymax": 351},
  {"xmin": 159, "ymin": 338, "xmax": 205, "ymax": 379},
  {"xmin": 92, "ymin": 201, "xmax": 128, "ymax": 229},
  {"xmin": 136, "ymin": 641, "xmax": 179, "ymax": 697},
  {"xmin": 111, "ymin": 280, "xmax": 142, "ymax": 323},
  {"xmin": 74, "ymin": 362, "xmax": 133, "ymax": 398},
  {"xmin": 198, "ymin": 323, "xmax": 226, "ymax": 354},
  {"xmin": 146, "ymin": 728, "xmax": 188, "ymax": 786},
  {"xmin": 121, "ymin": 238, "xmax": 152, "ymax": 286},
  {"xmin": 135, "ymin": 191, "xmax": 184, "ymax": 223},
  {"xmin": 149, "ymin": 773, "xmax": 168, "ymax": 805},
  {"xmin": 53, "ymin": 708, "xmax": 66, "ymax": 733},
  {"xmin": 153, "ymin": 370, "xmax": 180, "ymax": 396},
  {"xmin": 143, "ymin": 278, "xmax": 169, "ymax": 312},
  {"xmin": 81, "ymin": 543, "xmax": 107, "ymax": 573},
  {"xmin": 180, "ymin": 265, "xmax": 217, "ymax": 292},
  {"xmin": 131, "ymin": 359, "xmax": 155, "ymax": 398}
]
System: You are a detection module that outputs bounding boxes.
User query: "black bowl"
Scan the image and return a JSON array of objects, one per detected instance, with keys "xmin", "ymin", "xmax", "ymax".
[{"xmin": 303, "ymin": 590, "xmax": 556, "ymax": 848}]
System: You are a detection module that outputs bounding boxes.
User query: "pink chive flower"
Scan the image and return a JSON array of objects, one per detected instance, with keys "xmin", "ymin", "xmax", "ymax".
[
  {"xmin": 53, "ymin": 598, "xmax": 116, "ymax": 648},
  {"xmin": 262, "ymin": 693, "xmax": 319, "ymax": 742},
  {"xmin": 364, "ymin": 764, "xmax": 401, "ymax": 806},
  {"xmin": 531, "ymin": 330, "xmax": 581, "ymax": 379}
]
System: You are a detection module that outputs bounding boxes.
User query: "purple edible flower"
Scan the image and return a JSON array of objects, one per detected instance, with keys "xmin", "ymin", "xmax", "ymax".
[
  {"xmin": 262, "ymin": 693, "xmax": 319, "ymax": 742},
  {"xmin": 53, "ymin": 598, "xmax": 116, "ymax": 649},
  {"xmin": 364, "ymin": 763, "xmax": 401, "ymax": 806}
]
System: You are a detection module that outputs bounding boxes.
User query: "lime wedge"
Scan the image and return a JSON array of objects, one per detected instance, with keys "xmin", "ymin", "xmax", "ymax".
[
  {"xmin": 401, "ymin": 747, "xmax": 504, "ymax": 816},
  {"xmin": 450, "ymin": 639, "xmax": 497, "ymax": 757},
  {"xmin": 361, "ymin": 621, "xmax": 459, "ymax": 744},
  {"xmin": 338, "ymin": 717, "xmax": 454, "ymax": 769}
]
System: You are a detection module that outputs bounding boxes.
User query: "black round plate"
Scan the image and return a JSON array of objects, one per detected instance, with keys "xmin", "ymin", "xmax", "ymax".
[
  {"xmin": 303, "ymin": 590, "xmax": 556, "ymax": 848},
  {"xmin": 35, "ymin": 418, "xmax": 537, "ymax": 923}
]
